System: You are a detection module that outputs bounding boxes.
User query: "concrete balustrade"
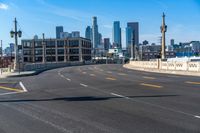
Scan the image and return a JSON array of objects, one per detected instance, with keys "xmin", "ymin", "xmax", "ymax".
[
  {"xmin": 0, "ymin": 68, "xmax": 11, "ymax": 75},
  {"xmin": 129, "ymin": 60, "xmax": 200, "ymax": 72}
]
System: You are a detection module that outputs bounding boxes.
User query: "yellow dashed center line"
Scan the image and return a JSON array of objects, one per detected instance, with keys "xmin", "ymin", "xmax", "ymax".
[
  {"xmin": 185, "ymin": 81, "xmax": 200, "ymax": 85},
  {"xmin": 143, "ymin": 76, "xmax": 156, "ymax": 80},
  {"xmin": 140, "ymin": 83, "xmax": 163, "ymax": 88},
  {"xmin": 0, "ymin": 86, "xmax": 23, "ymax": 92},
  {"xmin": 106, "ymin": 77, "xmax": 117, "ymax": 81}
]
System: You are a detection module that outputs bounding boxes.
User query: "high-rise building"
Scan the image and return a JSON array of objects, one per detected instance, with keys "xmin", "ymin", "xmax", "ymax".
[
  {"xmin": 92, "ymin": 16, "xmax": 99, "ymax": 48},
  {"xmin": 98, "ymin": 33, "xmax": 102, "ymax": 47},
  {"xmin": 113, "ymin": 21, "xmax": 122, "ymax": 49},
  {"xmin": 170, "ymin": 39, "xmax": 175, "ymax": 46},
  {"xmin": 4, "ymin": 43, "xmax": 14, "ymax": 56},
  {"xmin": 60, "ymin": 31, "xmax": 80, "ymax": 39},
  {"xmin": 104, "ymin": 38, "xmax": 110, "ymax": 51},
  {"xmin": 60, "ymin": 32, "xmax": 71, "ymax": 39},
  {"xmin": 126, "ymin": 27, "xmax": 133, "ymax": 48},
  {"xmin": 126, "ymin": 22, "xmax": 139, "ymax": 47},
  {"xmin": 85, "ymin": 26, "xmax": 92, "ymax": 41},
  {"xmin": 56, "ymin": 26, "xmax": 64, "ymax": 39},
  {"xmin": 71, "ymin": 31, "xmax": 80, "ymax": 38}
]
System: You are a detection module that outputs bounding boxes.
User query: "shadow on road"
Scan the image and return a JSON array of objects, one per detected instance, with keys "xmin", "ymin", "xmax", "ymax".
[{"xmin": 0, "ymin": 95, "xmax": 179, "ymax": 103}]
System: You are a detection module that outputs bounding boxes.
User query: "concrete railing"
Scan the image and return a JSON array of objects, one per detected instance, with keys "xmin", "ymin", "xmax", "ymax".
[
  {"xmin": 129, "ymin": 60, "xmax": 200, "ymax": 72},
  {"xmin": 23, "ymin": 61, "xmax": 92, "ymax": 71}
]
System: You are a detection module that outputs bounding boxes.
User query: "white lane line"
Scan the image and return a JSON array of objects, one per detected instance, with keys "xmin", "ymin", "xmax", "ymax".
[
  {"xmin": 65, "ymin": 78, "xmax": 71, "ymax": 81},
  {"xmin": 195, "ymin": 115, "xmax": 200, "ymax": 119},
  {"xmin": 19, "ymin": 81, "xmax": 28, "ymax": 92},
  {"xmin": 58, "ymin": 71, "xmax": 71, "ymax": 82},
  {"xmin": 110, "ymin": 93, "xmax": 130, "ymax": 99},
  {"xmin": 0, "ymin": 92, "xmax": 21, "ymax": 96},
  {"xmin": 80, "ymin": 83, "xmax": 88, "ymax": 87}
]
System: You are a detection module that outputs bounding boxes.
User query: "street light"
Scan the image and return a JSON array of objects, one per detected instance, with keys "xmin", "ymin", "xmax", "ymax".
[{"xmin": 10, "ymin": 18, "xmax": 22, "ymax": 71}]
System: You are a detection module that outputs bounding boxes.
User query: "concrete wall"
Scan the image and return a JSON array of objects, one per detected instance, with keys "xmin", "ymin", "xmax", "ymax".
[{"xmin": 129, "ymin": 60, "xmax": 200, "ymax": 72}]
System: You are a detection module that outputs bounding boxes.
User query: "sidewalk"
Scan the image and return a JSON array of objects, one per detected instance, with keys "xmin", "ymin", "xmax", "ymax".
[
  {"xmin": 0, "ymin": 71, "xmax": 37, "ymax": 78},
  {"xmin": 124, "ymin": 64, "xmax": 200, "ymax": 77}
]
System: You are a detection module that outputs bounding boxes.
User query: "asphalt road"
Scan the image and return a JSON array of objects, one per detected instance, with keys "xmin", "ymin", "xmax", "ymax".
[{"xmin": 0, "ymin": 64, "xmax": 200, "ymax": 133}]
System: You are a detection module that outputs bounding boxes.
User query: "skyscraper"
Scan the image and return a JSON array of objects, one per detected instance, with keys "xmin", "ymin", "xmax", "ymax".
[
  {"xmin": 71, "ymin": 31, "xmax": 80, "ymax": 38},
  {"xmin": 56, "ymin": 26, "xmax": 64, "ymax": 39},
  {"xmin": 104, "ymin": 38, "xmax": 110, "ymax": 51},
  {"xmin": 170, "ymin": 39, "xmax": 175, "ymax": 46},
  {"xmin": 85, "ymin": 26, "xmax": 92, "ymax": 41},
  {"xmin": 126, "ymin": 27, "xmax": 133, "ymax": 48},
  {"xmin": 98, "ymin": 33, "xmax": 102, "ymax": 47},
  {"xmin": 92, "ymin": 16, "xmax": 99, "ymax": 48},
  {"xmin": 113, "ymin": 21, "xmax": 122, "ymax": 48},
  {"xmin": 126, "ymin": 22, "xmax": 139, "ymax": 47}
]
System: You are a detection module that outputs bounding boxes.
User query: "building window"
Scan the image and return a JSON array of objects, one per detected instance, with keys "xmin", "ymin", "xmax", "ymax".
[
  {"xmin": 35, "ymin": 57, "xmax": 43, "ymax": 62},
  {"xmin": 35, "ymin": 41, "xmax": 42, "ymax": 48},
  {"xmin": 23, "ymin": 50, "xmax": 31, "ymax": 55},
  {"xmin": 46, "ymin": 49, "xmax": 55, "ymax": 55},
  {"xmin": 58, "ymin": 56, "xmax": 64, "ymax": 61},
  {"xmin": 57, "ymin": 49, "xmax": 64, "ymax": 55},
  {"xmin": 69, "ymin": 49, "xmax": 79, "ymax": 54},
  {"xmin": 82, "ymin": 49, "xmax": 91, "ymax": 54},
  {"xmin": 46, "ymin": 56, "xmax": 56, "ymax": 62},
  {"xmin": 35, "ymin": 50, "xmax": 43, "ymax": 55},
  {"xmin": 69, "ymin": 40, "xmax": 79, "ymax": 47},
  {"xmin": 57, "ymin": 40, "xmax": 64, "ymax": 47},
  {"xmin": 46, "ymin": 40, "xmax": 55, "ymax": 48},
  {"xmin": 70, "ymin": 56, "xmax": 79, "ymax": 61},
  {"xmin": 24, "ymin": 57, "xmax": 28, "ymax": 62},
  {"xmin": 23, "ymin": 42, "xmax": 31, "ymax": 48}
]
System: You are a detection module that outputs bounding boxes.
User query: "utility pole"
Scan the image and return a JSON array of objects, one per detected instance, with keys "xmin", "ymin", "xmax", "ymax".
[
  {"xmin": 10, "ymin": 18, "xmax": 22, "ymax": 71},
  {"xmin": 160, "ymin": 13, "xmax": 167, "ymax": 60}
]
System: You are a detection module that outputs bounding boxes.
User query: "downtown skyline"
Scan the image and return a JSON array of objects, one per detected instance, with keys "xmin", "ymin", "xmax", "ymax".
[{"xmin": 1, "ymin": 0, "xmax": 200, "ymax": 48}]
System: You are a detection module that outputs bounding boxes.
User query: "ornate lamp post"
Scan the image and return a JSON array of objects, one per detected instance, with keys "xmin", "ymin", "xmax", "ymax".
[
  {"xmin": 160, "ymin": 13, "xmax": 167, "ymax": 60},
  {"xmin": 10, "ymin": 18, "xmax": 22, "ymax": 71}
]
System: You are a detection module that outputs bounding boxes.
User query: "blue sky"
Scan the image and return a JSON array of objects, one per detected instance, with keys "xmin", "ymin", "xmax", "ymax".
[{"xmin": 0, "ymin": 0, "xmax": 200, "ymax": 48}]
